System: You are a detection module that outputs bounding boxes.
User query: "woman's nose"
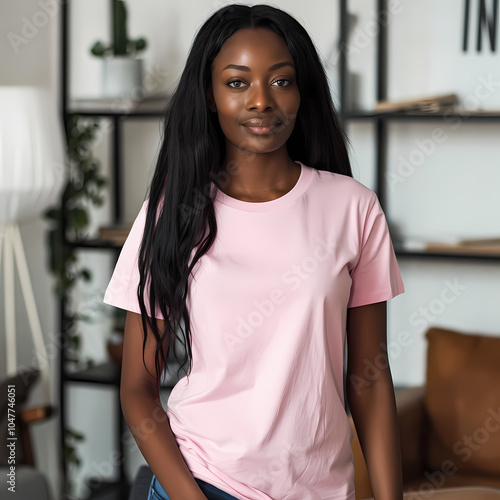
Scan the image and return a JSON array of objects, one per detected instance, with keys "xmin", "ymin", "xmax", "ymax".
[{"xmin": 246, "ymin": 82, "xmax": 274, "ymax": 111}]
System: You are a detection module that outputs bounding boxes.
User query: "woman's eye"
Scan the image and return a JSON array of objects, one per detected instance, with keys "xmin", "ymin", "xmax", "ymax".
[
  {"xmin": 227, "ymin": 78, "xmax": 291, "ymax": 89},
  {"xmin": 227, "ymin": 79, "xmax": 245, "ymax": 88},
  {"xmin": 273, "ymin": 79, "xmax": 291, "ymax": 87}
]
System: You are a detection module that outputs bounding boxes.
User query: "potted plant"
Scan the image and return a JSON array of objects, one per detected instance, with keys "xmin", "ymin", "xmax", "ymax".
[{"xmin": 90, "ymin": 0, "xmax": 148, "ymax": 99}]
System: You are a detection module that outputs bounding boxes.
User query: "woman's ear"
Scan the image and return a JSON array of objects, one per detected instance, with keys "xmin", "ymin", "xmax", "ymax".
[{"xmin": 206, "ymin": 86, "xmax": 217, "ymax": 113}]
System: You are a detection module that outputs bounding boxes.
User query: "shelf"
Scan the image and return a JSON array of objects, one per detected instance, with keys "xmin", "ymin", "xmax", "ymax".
[
  {"xmin": 65, "ymin": 360, "xmax": 186, "ymax": 388},
  {"xmin": 67, "ymin": 94, "xmax": 172, "ymax": 118},
  {"xmin": 66, "ymin": 238, "xmax": 124, "ymax": 250},
  {"xmin": 67, "ymin": 239, "xmax": 500, "ymax": 260},
  {"xmin": 343, "ymin": 110, "xmax": 500, "ymax": 121},
  {"xmin": 65, "ymin": 361, "xmax": 121, "ymax": 385},
  {"xmin": 395, "ymin": 247, "xmax": 500, "ymax": 261}
]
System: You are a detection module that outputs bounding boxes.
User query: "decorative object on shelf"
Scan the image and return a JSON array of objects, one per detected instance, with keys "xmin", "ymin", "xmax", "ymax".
[
  {"xmin": 402, "ymin": 236, "xmax": 500, "ymax": 256},
  {"xmin": 375, "ymin": 93, "xmax": 459, "ymax": 113},
  {"xmin": 462, "ymin": 0, "xmax": 499, "ymax": 54},
  {"xmin": 99, "ymin": 223, "xmax": 133, "ymax": 246},
  {"xmin": 346, "ymin": 71, "xmax": 361, "ymax": 111},
  {"xmin": 324, "ymin": 10, "xmax": 359, "ymax": 110},
  {"xmin": 0, "ymin": 86, "xmax": 65, "ymax": 406},
  {"xmin": 90, "ymin": 0, "xmax": 148, "ymax": 99}
]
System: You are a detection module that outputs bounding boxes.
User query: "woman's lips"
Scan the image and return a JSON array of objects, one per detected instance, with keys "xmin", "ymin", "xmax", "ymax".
[{"xmin": 243, "ymin": 123, "xmax": 281, "ymax": 135}]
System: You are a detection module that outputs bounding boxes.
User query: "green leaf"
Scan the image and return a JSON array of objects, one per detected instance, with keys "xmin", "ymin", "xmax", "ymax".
[
  {"xmin": 70, "ymin": 207, "xmax": 89, "ymax": 230},
  {"xmin": 135, "ymin": 37, "xmax": 147, "ymax": 51},
  {"xmin": 90, "ymin": 41, "xmax": 107, "ymax": 57},
  {"xmin": 44, "ymin": 208, "xmax": 60, "ymax": 221}
]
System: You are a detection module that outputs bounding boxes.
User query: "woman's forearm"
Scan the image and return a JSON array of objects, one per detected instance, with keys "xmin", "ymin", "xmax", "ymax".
[
  {"xmin": 347, "ymin": 373, "xmax": 404, "ymax": 500},
  {"xmin": 121, "ymin": 388, "xmax": 207, "ymax": 500}
]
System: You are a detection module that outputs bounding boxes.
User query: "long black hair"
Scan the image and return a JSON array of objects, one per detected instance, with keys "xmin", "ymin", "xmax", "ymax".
[{"xmin": 137, "ymin": 3, "xmax": 353, "ymax": 391}]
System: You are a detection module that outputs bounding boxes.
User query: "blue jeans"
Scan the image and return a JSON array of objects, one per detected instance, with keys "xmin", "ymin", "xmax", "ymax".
[{"xmin": 147, "ymin": 473, "xmax": 240, "ymax": 500}]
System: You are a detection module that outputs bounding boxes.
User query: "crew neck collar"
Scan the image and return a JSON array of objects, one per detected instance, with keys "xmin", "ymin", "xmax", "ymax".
[{"xmin": 212, "ymin": 161, "xmax": 313, "ymax": 212}]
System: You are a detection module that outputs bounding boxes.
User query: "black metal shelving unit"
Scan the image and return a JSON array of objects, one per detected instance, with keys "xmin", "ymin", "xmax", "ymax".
[
  {"xmin": 338, "ymin": 0, "xmax": 500, "ymax": 264},
  {"xmin": 58, "ymin": 2, "xmax": 178, "ymax": 499},
  {"xmin": 57, "ymin": 1, "xmax": 500, "ymax": 498}
]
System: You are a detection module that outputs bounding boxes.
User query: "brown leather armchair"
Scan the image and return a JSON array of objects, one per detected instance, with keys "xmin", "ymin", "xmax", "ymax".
[{"xmin": 350, "ymin": 327, "xmax": 500, "ymax": 499}]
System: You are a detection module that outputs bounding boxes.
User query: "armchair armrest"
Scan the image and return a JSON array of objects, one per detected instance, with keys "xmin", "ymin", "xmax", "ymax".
[
  {"xmin": 20, "ymin": 404, "xmax": 56, "ymax": 424},
  {"xmin": 396, "ymin": 385, "xmax": 427, "ymax": 483},
  {"xmin": 18, "ymin": 404, "xmax": 57, "ymax": 466}
]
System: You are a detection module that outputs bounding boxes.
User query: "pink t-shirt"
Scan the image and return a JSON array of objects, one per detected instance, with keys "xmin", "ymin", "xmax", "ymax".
[{"xmin": 103, "ymin": 161, "xmax": 405, "ymax": 500}]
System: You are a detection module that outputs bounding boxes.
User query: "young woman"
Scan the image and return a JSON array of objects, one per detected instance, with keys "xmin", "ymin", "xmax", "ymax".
[{"xmin": 103, "ymin": 4, "xmax": 405, "ymax": 500}]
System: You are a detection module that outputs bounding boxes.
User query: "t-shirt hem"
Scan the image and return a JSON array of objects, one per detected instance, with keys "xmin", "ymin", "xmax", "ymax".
[
  {"xmin": 190, "ymin": 470, "xmax": 355, "ymax": 500},
  {"xmin": 102, "ymin": 295, "xmax": 165, "ymax": 320},
  {"xmin": 347, "ymin": 285, "xmax": 405, "ymax": 308},
  {"xmin": 187, "ymin": 453, "xmax": 355, "ymax": 500},
  {"xmin": 187, "ymin": 463, "xmax": 252, "ymax": 500},
  {"xmin": 191, "ymin": 473, "xmax": 248, "ymax": 500}
]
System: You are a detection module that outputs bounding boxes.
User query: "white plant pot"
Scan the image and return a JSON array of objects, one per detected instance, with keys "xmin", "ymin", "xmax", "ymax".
[{"xmin": 102, "ymin": 57, "xmax": 144, "ymax": 99}]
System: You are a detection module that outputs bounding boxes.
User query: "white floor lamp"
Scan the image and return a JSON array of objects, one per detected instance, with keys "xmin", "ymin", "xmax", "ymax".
[{"xmin": 0, "ymin": 86, "xmax": 66, "ymax": 402}]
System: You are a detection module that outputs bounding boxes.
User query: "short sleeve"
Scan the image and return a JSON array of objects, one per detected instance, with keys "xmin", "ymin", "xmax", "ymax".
[
  {"xmin": 103, "ymin": 199, "xmax": 164, "ymax": 319},
  {"xmin": 347, "ymin": 192, "xmax": 405, "ymax": 308}
]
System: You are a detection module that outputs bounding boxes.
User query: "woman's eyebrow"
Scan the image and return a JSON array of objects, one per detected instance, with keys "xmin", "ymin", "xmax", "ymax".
[{"xmin": 222, "ymin": 61, "xmax": 294, "ymax": 72}]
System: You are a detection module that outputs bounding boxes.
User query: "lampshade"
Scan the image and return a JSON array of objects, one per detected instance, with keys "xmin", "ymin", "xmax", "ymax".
[{"xmin": 0, "ymin": 86, "xmax": 66, "ymax": 224}]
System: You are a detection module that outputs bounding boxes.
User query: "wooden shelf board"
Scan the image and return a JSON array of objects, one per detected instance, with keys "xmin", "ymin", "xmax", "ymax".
[
  {"xmin": 395, "ymin": 247, "xmax": 500, "ymax": 261},
  {"xmin": 66, "ymin": 239, "xmax": 124, "ymax": 250},
  {"xmin": 68, "ymin": 94, "xmax": 172, "ymax": 117},
  {"xmin": 344, "ymin": 110, "xmax": 500, "ymax": 121}
]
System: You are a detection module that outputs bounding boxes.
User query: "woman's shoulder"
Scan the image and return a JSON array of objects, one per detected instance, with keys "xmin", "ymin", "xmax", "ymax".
[{"xmin": 310, "ymin": 167, "xmax": 377, "ymax": 205}]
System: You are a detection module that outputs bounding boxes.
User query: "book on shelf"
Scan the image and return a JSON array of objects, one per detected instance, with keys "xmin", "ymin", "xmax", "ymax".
[
  {"xmin": 68, "ymin": 91, "xmax": 172, "ymax": 113},
  {"xmin": 401, "ymin": 236, "xmax": 500, "ymax": 256},
  {"xmin": 375, "ymin": 93, "xmax": 459, "ymax": 113},
  {"xmin": 98, "ymin": 224, "xmax": 133, "ymax": 245}
]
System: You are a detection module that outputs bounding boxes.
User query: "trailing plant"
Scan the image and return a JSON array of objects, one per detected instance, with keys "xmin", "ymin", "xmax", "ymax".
[
  {"xmin": 45, "ymin": 114, "xmax": 106, "ymax": 368},
  {"xmin": 44, "ymin": 114, "xmax": 106, "ymax": 494}
]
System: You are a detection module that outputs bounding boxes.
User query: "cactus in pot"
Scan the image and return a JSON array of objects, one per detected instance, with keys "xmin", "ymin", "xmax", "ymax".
[
  {"xmin": 90, "ymin": 0, "xmax": 147, "ymax": 59},
  {"xmin": 90, "ymin": 0, "xmax": 148, "ymax": 98}
]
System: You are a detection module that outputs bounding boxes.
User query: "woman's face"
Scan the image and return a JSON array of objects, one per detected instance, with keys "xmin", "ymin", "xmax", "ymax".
[{"xmin": 207, "ymin": 27, "xmax": 300, "ymax": 157}]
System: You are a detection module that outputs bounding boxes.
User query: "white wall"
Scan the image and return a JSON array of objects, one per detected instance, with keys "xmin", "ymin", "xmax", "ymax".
[
  {"xmin": 344, "ymin": 0, "xmax": 500, "ymax": 387},
  {"xmin": 2, "ymin": 0, "xmax": 499, "ymax": 497}
]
